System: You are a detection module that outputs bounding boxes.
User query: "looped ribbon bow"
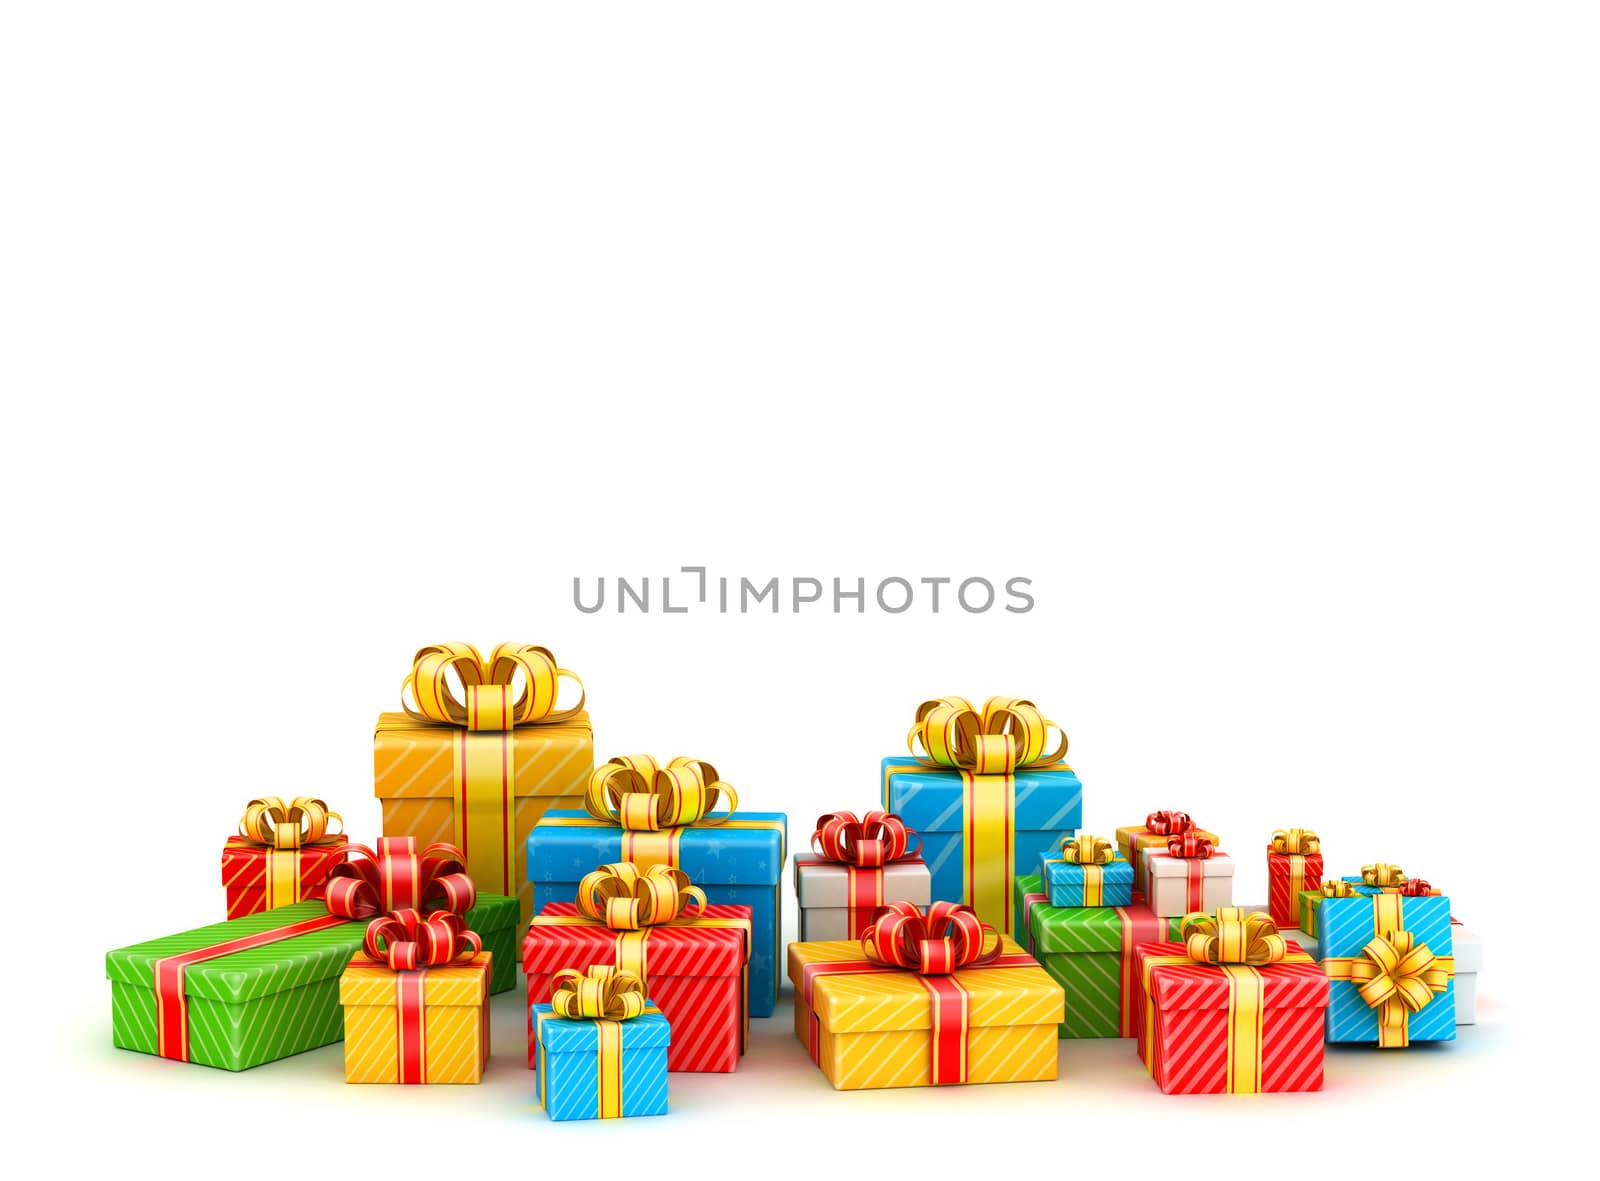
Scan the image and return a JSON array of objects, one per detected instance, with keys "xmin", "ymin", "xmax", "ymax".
[
  {"xmin": 1166, "ymin": 831, "xmax": 1215, "ymax": 859},
  {"xmin": 1321, "ymin": 880, "xmax": 1358, "ymax": 898},
  {"xmin": 1362, "ymin": 863, "xmax": 1408, "ymax": 888},
  {"xmin": 551, "ymin": 965, "xmax": 649, "ymax": 1021},
  {"xmin": 584, "ymin": 755, "xmax": 738, "ymax": 831},
  {"xmin": 237, "ymin": 795, "xmax": 343, "ymax": 850},
  {"xmin": 908, "ymin": 696, "xmax": 1068, "ymax": 774},
  {"xmin": 402, "ymin": 642, "xmax": 584, "ymax": 731},
  {"xmin": 811, "ymin": 811, "xmax": 919, "ymax": 868},
  {"xmin": 1270, "ymin": 827, "xmax": 1320, "ymax": 855},
  {"xmin": 1398, "ymin": 879, "xmax": 1436, "ymax": 897},
  {"xmin": 362, "ymin": 907, "xmax": 481, "ymax": 970},
  {"xmin": 1058, "ymin": 834, "xmax": 1116, "ymax": 864},
  {"xmin": 1337, "ymin": 929, "xmax": 1454, "ymax": 1047},
  {"xmin": 862, "ymin": 900, "xmax": 1002, "ymax": 976},
  {"xmin": 1180, "ymin": 907, "xmax": 1289, "ymax": 966},
  {"xmin": 576, "ymin": 862, "xmax": 707, "ymax": 930},
  {"xmin": 1144, "ymin": 810, "xmax": 1194, "ymax": 836},
  {"xmin": 324, "ymin": 837, "xmax": 477, "ymax": 920}
]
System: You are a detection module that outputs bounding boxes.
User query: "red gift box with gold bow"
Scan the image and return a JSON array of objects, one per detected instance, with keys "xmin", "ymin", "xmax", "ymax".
[
  {"xmin": 221, "ymin": 796, "xmax": 349, "ymax": 918},
  {"xmin": 522, "ymin": 861, "xmax": 751, "ymax": 1073}
]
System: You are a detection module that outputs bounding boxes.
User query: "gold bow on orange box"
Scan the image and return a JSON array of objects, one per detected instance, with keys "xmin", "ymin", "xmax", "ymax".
[
  {"xmin": 1270, "ymin": 828, "xmax": 1320, "ymax": 855},
  {"xmin": 576, "ymin": 862, "xmax": 707, "ymax": 930},
  {"xmin": 551, "ymin": 964, "xmax": 649, "ymax": 1021},
  {"xmin": 901, "ymin": 696, "xmax": 1069, "ymax": 935},
  {"xmin": 585, "ymin": 756, "xmax": 737, "ymax": 831},
  {"xmin": 1324, "ymin": 925, "xmax": 1454, "ymax": 1048},
  {"xmin": 1361, "ymin": 863, "xmax": 1408, "ymax": 889}
]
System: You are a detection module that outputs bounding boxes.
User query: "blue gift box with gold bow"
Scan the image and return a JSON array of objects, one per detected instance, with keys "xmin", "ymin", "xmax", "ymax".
[
  {"xmin": 1320, "ymin": 891, "xmax": 1455, "ymax": 1046},
  {"xmin": 881, "ymin": 696, "xmax": 1082, "ymax": 941},
  {"xmin": 526, "ymin": 755, "xmax": 786, "ymax": 1018},
  {"xmin": 532, "ymin": 966, "xmax": 670, "ymax": 1121},
  {"xmin": 1038, "ymin": 836, "xmax": 1133, "ymax": 907}
]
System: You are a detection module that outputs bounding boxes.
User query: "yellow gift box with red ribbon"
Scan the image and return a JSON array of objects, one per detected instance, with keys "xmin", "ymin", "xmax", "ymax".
[
  {"xmin": 880, "ymin": 697, "xmax": 1083, "ymax": 938},
  {"xmin": 374, "ymin": 642, "xmax": 594, "ymax": 925},
  {"xmin": 787, "ymin": 901, "xmax": 1065, "ymax": 1090}
]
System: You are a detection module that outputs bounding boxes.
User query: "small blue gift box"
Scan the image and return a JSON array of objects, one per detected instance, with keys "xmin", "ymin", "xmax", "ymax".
[
  {"xmin": 532, "ymin": 1002, "xmax": 670, "ymax": 1120},
  {"xmin": 880, "ymin": 758, "xmax": 1081, "ymax": 939},
  {"xmin": 1320, "ymin": 892, "xmax": 1455, "ymax": 1046},
  {"xmin": 527, "ymin": 810, "xmax": 787, "ymax": 1018},
  {"xmin": 1038, "ymin": 849, "xmax": 1133, "ymax": 907}
]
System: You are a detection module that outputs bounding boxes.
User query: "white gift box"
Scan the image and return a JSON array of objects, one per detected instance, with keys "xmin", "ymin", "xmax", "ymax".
[
  {"xmin": 792, "ymin": 855, "xmax": 931, "ymax": 941},
  {"xmin": 1143, "ymin": 851, "xmax": 1234, "ymax": 917}
]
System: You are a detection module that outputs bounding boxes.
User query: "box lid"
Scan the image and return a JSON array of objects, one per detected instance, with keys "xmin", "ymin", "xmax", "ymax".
[
  {"xmin": 1146, "ymin": 852, "xmax": 1234, "ymax": 881},
  {"xmin": 1015, "ymin": 875, "xmax": 1178, "ymax": 953},
  {"xmin": 787, "ymin": 934, "xmax": 1064, "ymax": 1034},
  {"xmin": 339, "ymin": 950, "xmax": 491, "ymax": 1007},
  {"xmin": 220, "ymin": 836, "xmax": 348, "ymax": 886},
  {"xmin": 528, "ymin": 810, "xmax": 787, "ymax": 887},
  {"xmin": 793, "ymin": 856, "xmax": 931, "ymax": 909},
  {"xmin": 373, "ymin": 712, "xmax": 593, "ymax": 799},
  {"xmin": 1318, "ymin": 893, "xmax": 1453, "ymax": 961},
  {"xmin": 106, "ymin": 894, "xmax": 518, "ymax": 1004},
  {"xmin": 1146, "ymin": 945, "xmax": 1329, "ymax": 1012},
  {"xmin": 523, "ymin": 902, "xmax": 751, "ymax": 979},
  {"xmin": 880, "ymin": 759, "xmax": 1083, "ymax": 834},
  {"xmin": 533, "ymin": 1003, "xmax": 672, "ymax": 1052}
]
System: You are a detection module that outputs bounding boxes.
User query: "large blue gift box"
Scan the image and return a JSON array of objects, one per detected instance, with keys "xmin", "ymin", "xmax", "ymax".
[
  {"xmin": 880, "ymin": 758, "xmax": 1082, "ymax": 938},
  {"xmin": 1320, "ymin": 891, "xmax": 1455, "ymax": 1046},
  {"xmin": 532, "ymin": 1002, "xmax": 670, "ymax": 1120},
  {"xmin": 527, "ymin": 810, "xmax": 788, "ymax": 1018}
]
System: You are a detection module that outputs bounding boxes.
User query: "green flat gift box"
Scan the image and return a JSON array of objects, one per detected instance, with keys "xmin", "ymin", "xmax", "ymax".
[
  {"xmin": 106, "ymin": 895, "xmax": 518, "ymax": 1071},
  {"xmin": 1014, "ymin": 873, "xmax": 1181, "ymax": 1038}
]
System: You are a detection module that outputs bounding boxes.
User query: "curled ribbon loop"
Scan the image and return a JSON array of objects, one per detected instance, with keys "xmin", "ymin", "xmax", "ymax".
[
  {"xmin": 551, "ymin": 965, "xmax": 649, "ymax": 1021},
  {"xmin": 907, "ymin": 696, "xmax": 1068, "ymax": 774},
  {"xmin": 1144, "ymin": 810, "xmax": 1194, "ymax": 836},
  {"xmin": 811, "ymin": 810, "xmax": 919, "ymax": 868},
  {"xmin": 584, "ymin": 755, "xmax": 739, "ymax": 830},
  {"xmin": 237, "ymin": 796, "xmax": 343, "ymax": 851},
  {"xmin": 1398, "ymin": 879, "xmax": 1436, "ymax": 897},
  {"xmin": 1270, "ymin": 827, "xmax": 1320, "ymax": 855},
  {"xmin": 1180, "ymin": 907, "xmax": 1288, "ymax": 966},
  {"xmin": 1362, "ymin": 863, "xmax": 1408, "ymax": 888},
  {"xmin": 862, "ymin": 900, "xmax": 1002, "ymax": 976},
  {"xmin": 1346, "ymin": 930, "xmax": 1453, "ymax": 1039},
  {"xmin": 402, "ymin": 641, "xmax": 584, "ymax": 732},
  {"xmin": 324, "ymin": 837, "xmax": 477, "ymax": 921},
  {"xmin": 362, "ymin": 907, "xmax": 481, "ymax": 971},
  {"xmin": 576, "ymin": 862, "xmax": 708, "ymax": 931},
  {"xmin": 1166, "ymin": 831, "xmax": 1215, "ymax": 859},
  {"xmin": 1058, "ymin": 834, "xmax": 1116, "ymax": 865},
  {"xmin": 1321, "ymin": 880, "xmax": 1358, "ymax": 898}
]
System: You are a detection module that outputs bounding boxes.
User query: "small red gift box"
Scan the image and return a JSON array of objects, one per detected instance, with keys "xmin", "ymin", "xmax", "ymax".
[
  {"xmin": 1266, "ymin": 828, "xmax": 1323, "ymax": 928},
  {"xmin": 523, "ymin": 862, "xmax": 750, "ymax": 1073},
  {"xmin": 221, "ymin": 796, "xmax": 348, "ymax": 918},
  {"xmin": 1133, "ymin": 909, "xmax": 1328, "ymax": 1095}
]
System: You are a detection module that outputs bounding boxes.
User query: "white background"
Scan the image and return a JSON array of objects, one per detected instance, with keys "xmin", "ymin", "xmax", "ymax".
[{"xmin": 3, "ymin": 2, "xmax": 1595, "ymax": 1176}]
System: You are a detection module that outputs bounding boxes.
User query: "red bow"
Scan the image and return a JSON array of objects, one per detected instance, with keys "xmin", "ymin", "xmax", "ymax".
[
  {"xmin": 811, "ymin": 810, "xmax": 920, "ymax": 868},
  {"xmin": 324, "ymin": 836, "xmax": 477, "ymax": 920},
  {"xmin": 362, "ymin": 908, "xmax": 481, "ymax": 970},
  {"xmin": 1398, "ymin": 879, "xmax": 1436, "ymax": 897},
  {"xmin": 1166, "ymin": 831, "xmax": 1215, "ymax": 859},
  {"xmin": 1146, "ymin": 810, "xmax": 1194, "ymax": 836},
  {"xmin": 862, "ymin": 900, "xmax": 1001, "ymax": 976}
]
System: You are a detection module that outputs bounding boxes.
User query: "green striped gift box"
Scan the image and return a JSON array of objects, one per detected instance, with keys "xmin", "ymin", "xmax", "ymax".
[
  {"xmin": 1014, "ymin": 874, "xmax": 1181, "ymax": 1038},
  {"xmin": 107, "ymin": 895, "xmax": 519, "ymax": 1071}
]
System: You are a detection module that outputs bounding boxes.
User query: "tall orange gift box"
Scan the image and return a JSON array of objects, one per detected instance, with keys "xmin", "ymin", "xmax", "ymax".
[{"xmin": 374, "ymin": 642, "xmax": 593, "ymax": 925}]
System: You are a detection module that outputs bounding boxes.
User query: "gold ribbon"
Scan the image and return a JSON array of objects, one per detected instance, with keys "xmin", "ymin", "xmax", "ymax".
[
  {"xmin": 576, "ymin": 862, "xmax": 707, "ymax": 931},
  {"xmin": 545, "ymin": 966, "xmax": 649, "ymax": 1119},
  {"xmin": 235, "ymin": 796, "xmax": 344, "ymax": 910},
  {"xmin": 1322, "ymin": 880, "xmax": 1357, "ymax": 897},
  {"xmin": 398, "ymin": 642, "xmax": 584, "ymax": 899},
  {"xmin": 1058, "ymin": 834, "xmax": 1115, "ymax": 864},
  {"xmin": 1270, "ymin": 828, "xmax": 1320, "ymax": 855},
  {"xmin": 904, "ymin": 696, "xmax": 1069, "ymax": 934},
  {"xmin": 1361, "ymin": 863, "xmax": 1408, "ymax": 889},
  {"xmin": 584, "ymin": 755, "xmax": 737, "ymax": 831},
  {"xmin": 1322, "ymin": 894, "xmax": 1454, "ymax": 1048}
]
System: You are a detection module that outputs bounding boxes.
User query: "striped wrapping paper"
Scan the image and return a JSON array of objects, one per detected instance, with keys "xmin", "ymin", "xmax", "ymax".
[
  {"xmin": 1115, "ymin": 823, "xmax": 1219, "ymax": 894},
  {"xmin": 1320, "ymin": 893, "xmax": 1455, "ymax": 1044},
  {"xmin": 1014, "ymin": 874, "xmax": 1181, "ymax": 1038},
  {"xmin": 787, "ymin": 935, "xmax": 1064, "ymax": 1091},
  {"xmin": 523, "ymin": 901, "xmax": 749, "ymax": 1073},
  {"xmin": 340, "ymin": 952, "xmax": 492, "ymax": 1084},
  {"xmin": 1267, "ymin": 849, "xmax": 1323, "ymax": 928},
  {"xmin": 375, "ymin": 710, "xmax": 594, "ymax": 925},
  {"xmin": 105, "ymin": 894, "xmax": 518, "ymax": 1071},
  {"xmin": 221, "ymin": 836, "xmax": 349, "ymax": 919},
  {"xmin": 1135, "ymin": 938, "xmax": 1329, "ymax": 1094},
  {"xmin": 533, "ymin": 1004, "xmax": 670, "ymax": 1120},
  {"xmin": 1038, "ymin": 853, "xmax": 1134, "ymax": 908}
]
